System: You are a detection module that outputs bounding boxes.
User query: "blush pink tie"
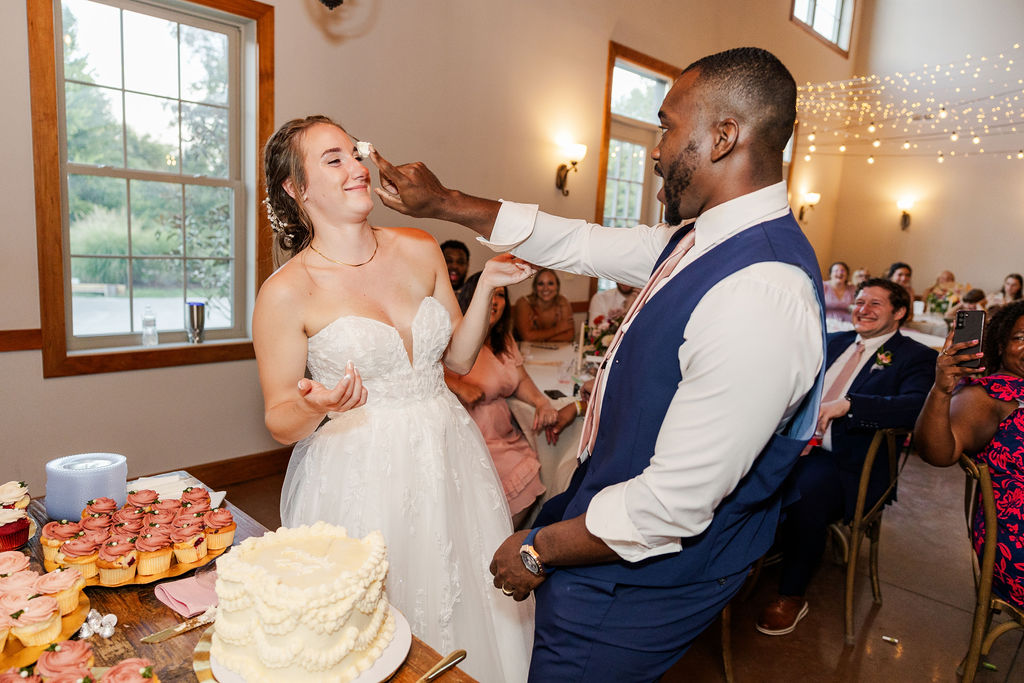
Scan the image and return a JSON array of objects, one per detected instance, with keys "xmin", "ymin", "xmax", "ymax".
[
  {"xmin": 802, "ymin": 341, "xmax": 864, "ymax": 456},
  {"xmin": 577, "ymin": 229, "xmax": 697, "ymax": 462}
]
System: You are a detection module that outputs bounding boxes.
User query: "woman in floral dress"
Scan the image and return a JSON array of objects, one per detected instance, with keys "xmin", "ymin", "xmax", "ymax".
[{"xmin": 915, "ymin": 300, "xmax": 1024, "ymax": 606}]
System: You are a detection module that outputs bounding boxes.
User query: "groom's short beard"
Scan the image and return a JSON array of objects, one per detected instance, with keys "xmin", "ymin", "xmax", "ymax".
[{"xmin": 663, "ymin": 141, "xmax": 699, "ymax": 226}]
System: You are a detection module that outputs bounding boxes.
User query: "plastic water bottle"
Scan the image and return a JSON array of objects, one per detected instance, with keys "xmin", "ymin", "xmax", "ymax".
[{"xmin": 141, "ymin": 306, "xmax": 158, "ymax": 347}]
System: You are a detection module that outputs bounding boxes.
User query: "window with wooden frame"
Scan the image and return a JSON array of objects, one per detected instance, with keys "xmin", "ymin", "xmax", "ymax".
[
  {"xmin": 27, "ymin": 0, "xmax": 273, "ymax": 377},
  {"xmin": 791, "ymin": 0, "xmax": 855, "ymax": 55},
  {"xmin": 593, "ymin": 42, "xmax": 679, "ymax": 294}
]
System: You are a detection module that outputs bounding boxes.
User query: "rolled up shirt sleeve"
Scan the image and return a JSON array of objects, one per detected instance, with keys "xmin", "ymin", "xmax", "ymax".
[
  {"xmin": 585, "ymin": 263, "xmax": 823, "ymax": 562},
  {"xmin": 480, "ymin": 200, "xmax": 674, "ymax": 288}
]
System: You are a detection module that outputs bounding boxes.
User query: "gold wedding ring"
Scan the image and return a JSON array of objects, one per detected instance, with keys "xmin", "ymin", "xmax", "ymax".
[
  {"xmin": 501, "ymin": 584, "xmax": 514, "ymax": 596},
  {"xmin": 942, "ymin": 348, "xmax": 953, "ymax": 356}
]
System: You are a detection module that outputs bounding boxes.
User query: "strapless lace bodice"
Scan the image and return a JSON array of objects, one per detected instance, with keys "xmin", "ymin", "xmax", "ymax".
[{"xmin": 306, "ymin": 296, "xmax": 451, "ymax": 409}]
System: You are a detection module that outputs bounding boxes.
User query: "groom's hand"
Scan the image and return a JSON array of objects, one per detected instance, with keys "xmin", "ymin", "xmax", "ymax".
[
  {"xmin": 367, "ymin": 148, "xmax": 502, "ymax": 239},
  {"xmin": 490, "ymin": 530, "xmax": 545, "ymax": 601},
  {"xmin": 369, "ymin": 150, "xmax": 455, "ymax": 219}
]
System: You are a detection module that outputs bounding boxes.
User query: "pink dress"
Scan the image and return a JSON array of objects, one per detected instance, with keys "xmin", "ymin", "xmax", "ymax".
[
  {"xmin": 462, "ymin": 343, "xmax": 546, "ymax": 515},
  {"xmin": 823, "ymin": 282, "xmax": 855, "ymax": 323}
]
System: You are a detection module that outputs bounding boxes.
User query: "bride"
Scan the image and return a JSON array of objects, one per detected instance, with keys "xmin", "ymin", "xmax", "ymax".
[{"xmin": 252, "ymin": 115, "xmax": 535, "ymax": 682}]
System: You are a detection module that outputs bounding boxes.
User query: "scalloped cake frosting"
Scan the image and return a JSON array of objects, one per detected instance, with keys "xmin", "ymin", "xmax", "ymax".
[{"xmin": 211, "ymin": 521, "xmax": 395, "ymax": 682}]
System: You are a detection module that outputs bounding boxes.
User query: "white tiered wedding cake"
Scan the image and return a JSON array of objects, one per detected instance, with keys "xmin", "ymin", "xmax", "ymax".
[{"xmin": 211, "ymin": 521, "xmax": 396, "ymax": 682}]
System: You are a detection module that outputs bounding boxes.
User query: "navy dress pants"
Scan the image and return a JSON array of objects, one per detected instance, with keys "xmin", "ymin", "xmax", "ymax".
[
  {"xmin": 778, "ymin": 446, "xmax": 847, "ymax": 596},
  {"xmin": 527, "ymin": 566, "xmax": 748, "ymax": 682}
]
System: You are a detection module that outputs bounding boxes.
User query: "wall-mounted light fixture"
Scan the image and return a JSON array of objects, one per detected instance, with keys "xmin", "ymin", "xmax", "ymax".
[
  {"xmin": 555, "ymin": 143, "xmax": 587, "ymax": 196},
  {"xmin": 897, "ymin": 199, "xmax": 914, "ymax": 230},
  {"xmin": 798, "ymin": 192, "xmax": 821, "ymax": 221}
]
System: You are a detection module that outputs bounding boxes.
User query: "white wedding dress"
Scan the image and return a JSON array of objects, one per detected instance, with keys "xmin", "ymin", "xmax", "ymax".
[{"xmin": 280, "ymin": 296, "xmax": 533, "ymax": 683}]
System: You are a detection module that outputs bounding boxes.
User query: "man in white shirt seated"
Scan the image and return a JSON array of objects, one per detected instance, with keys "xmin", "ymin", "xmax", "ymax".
[{"xmin": 588, "ymin": 282, "xmax": 638, "ymax": 324}]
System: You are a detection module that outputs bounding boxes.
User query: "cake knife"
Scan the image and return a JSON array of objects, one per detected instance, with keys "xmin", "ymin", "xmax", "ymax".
[
  {"xmin": 140, "ymin": 606, "xmax": 217, "ymax": 644},
  {"xmin": 416, "ymin": 649, "xmax": 467, "ymax": 682}
]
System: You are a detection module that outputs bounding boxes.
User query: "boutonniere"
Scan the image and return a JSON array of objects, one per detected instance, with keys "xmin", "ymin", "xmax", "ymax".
[{"xmin": 871, "ymin": 348, "xmax": 893, "ymax": 371}]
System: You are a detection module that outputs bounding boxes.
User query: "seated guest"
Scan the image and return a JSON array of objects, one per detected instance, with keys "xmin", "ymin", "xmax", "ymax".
[
  {"xmin": 513, "ymin": 268, "xmax": 575, "ymax": 342},
  {"xmin": 988, "ymin": 273, "xmax": 1023, "ymax": 310},
  {"xmin": 544, "ymin": 379, "xmax": 592, "ymax": 446},
  {"xmin": 852, "ymin": 268, "xmax": 870, "ymax": 287},
  {"xmin": 944, "ymin": 287, "xmax": 987, "ymax": 323},
  {"xmin": 757, "ymin": 278, "xmax": 936, "ymax": 635},
  {"xmin": 887, "ymin": 261, "xmax": 916, "ymax": 322},
  {"xmin": 924, "ymin": 270, "xmax": 966, "ymax": 313},
  {"xmin": 914, "ymin": 300, "xmax": 1024, "ymax": 609},
  {"xmin": 823, "ymin": 261, "xmax": 855, "ymax": 325},
  {"xmin": 447, "ymin": 272, "xmax": 555, "ymax": 527},
  {"xmin": 588, "ymin": 282, "xmax": 638, "ymax": 324},
  {"xmin": 440, "ymin": 239, "xmax": 471, "ymax": 295}
]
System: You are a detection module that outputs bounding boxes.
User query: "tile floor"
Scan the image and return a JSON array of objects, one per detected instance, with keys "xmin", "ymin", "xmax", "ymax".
[{"xmin": 223, "ymin": 457, "xmax": 1023, "ymax": 682}]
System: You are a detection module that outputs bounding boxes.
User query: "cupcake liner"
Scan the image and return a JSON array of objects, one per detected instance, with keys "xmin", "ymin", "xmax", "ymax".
[
  {"xmin": 11, "ymin": 610, "xmax": 61, "ymax": 647},
  {"xmin": 205, "ymin": 525, "xmax": 236, "ymax": 551},
  {"xmin": 172, "ymin": 536, "xmax": 208, "ymax": 564},
  {"xmin": 137, "ymin": 549, "xmax": 173, "ymax": 576},
  {"xmin": 98, "ymin": 563, "xmax": 138, "ymax": 586}
]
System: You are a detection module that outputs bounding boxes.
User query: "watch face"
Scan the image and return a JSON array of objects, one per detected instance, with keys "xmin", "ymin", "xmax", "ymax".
[{"xmin": 520, "ymin": 548, "xmax": 541, "ymax": 575}]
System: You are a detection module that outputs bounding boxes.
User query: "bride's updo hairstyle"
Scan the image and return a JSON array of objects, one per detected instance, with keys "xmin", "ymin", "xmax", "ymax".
[{"xmin": 263, "ymin": 115, "xmax": 348, "ymax": 266}]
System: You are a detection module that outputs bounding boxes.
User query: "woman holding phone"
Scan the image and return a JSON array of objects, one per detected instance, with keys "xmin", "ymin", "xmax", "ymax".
[{"xmin": 914, "ymin": 300, "xmax": 1024, "ymax": 607}]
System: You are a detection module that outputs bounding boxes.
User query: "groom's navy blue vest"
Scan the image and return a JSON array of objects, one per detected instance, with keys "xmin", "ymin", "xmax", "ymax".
[{"xmin": 542, "ymin": 212, "xmax": 826, "ymax": 587}]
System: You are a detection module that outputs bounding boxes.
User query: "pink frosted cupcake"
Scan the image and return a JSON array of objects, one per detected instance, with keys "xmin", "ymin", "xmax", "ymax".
[
  {"xmin": 41, "ymin": 520, "xmax": 82, "ymax": 564},
  {"xmin": 0, "ymin": 671, "xmax": 42, "ymax": 683},
  {"xmin": 34, "ymin": 567, "xmax": 84, "ymax": 616},
  {"xmin": 8, "ymin": 594, "xmax": 60, "ymax": 647},
  {"xmin": 34, "ymin": 639, "xmax": 94, "ymax": 679},
  {"xmin": 0, "ymin": 612, "xmax": 11, "ymax": 652},
  {"xmin": 134, "ymin": 533, "xmax": 173, "ymax": 576},
  {"xmin": 169, "ymin": 525, "xmax": 207, "ymax": 564},
  {"xmin": 178, "ymin": 498, "xmax": 210, "ymax": 516},
  {"xmin": 125, "ymin": 489, "xmax": 158, "ymax": 512},
  {"xmin": 112, "ymin": 507, "xmax": 146, "ymax": 524},
  {"xmin": 82, "ymin": 498, "xmax": 118, "ymax": 518},
  {"xmin": 0, "ymin": 509, "xmax": 30, "ymax": 551},
  {"xmin": 150, "ymin": 499, "xmax": 179, "ymax": 515},
  {"xmin": 180, "ymin": 486, "xmax": 210, "ymax": 505},
  {"xmin": 203, "ymin": 509, "xmax": 236, "ymax": 551},
  {"xmin": 56, "ymin": 537, "xmax": 100, "ymax": 579},
  {"xmin": 99, "ymin": 658, "xmax": 160, "ymax": 682},
  {"xmin": 81, "ymin": 515, "xmax": 113, "ymax": 535},
  {"xmin": 79, "ymin": 528, "xmax": 110, "ymax": 547},
  {"xmin": 0, "ymin": 482, "xmax": 29, "ymax": 510},
  {"xmin": 145, "ymin": 510, "xmax": 176, "ymax": 527},
  {"xmin": 97, "ymin": 538, "xmax": 137, "ymax": 586},
  {"xmin": 0, "ymin": 570, "xmax": 40, "ymax": 598},
  {"xmin": 0, "ymin": 551, "xmax": 29, "ymax": 578},
  {"xmin": 113, "ymin": 518, "xmax": 145, "ymax": 536}
]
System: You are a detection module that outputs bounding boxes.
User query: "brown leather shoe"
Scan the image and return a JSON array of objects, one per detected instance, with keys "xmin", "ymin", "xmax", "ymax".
[{"xmin": 756, "ymin": 595, "xmax": 809, "ymax": 635}]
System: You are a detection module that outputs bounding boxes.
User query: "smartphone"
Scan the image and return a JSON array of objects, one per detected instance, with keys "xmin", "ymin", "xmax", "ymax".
[
  {"xmin": 952, "ymin": 309, "xmax": 985, "ymax": 368},
  {"xmin": 543, "ymin": 389, "xmax": 567, "ymax": 400}
]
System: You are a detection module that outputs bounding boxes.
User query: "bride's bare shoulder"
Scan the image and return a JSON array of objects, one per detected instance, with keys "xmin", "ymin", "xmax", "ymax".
[
  {"xmin": 376, "ymin": 226, "xmax": 444, "ymax": 257},
  {"xmin": 255, "ymin": 256, "xmax": 310, "ymax": 311}
]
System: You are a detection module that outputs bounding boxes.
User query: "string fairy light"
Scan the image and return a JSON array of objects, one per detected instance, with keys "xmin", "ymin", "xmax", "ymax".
[{"xmin": 796, "ymin": 42, "xmax": 1024, "ymax": 163}]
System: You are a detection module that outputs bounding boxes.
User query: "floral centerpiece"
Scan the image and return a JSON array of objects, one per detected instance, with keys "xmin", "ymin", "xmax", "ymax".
[
  {"xmin": 926, "ymin": 283, "xmax": 969, "ymax": 314},
  {"xmin": 585, "ymin": 312, "xmax": 625, "ymax": 357}
]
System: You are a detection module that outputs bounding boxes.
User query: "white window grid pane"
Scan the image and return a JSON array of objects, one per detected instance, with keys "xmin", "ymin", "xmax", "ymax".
[
  {"xmin": 604, "ymin": 138, "xmax": 646, "ymax": 227},
  {"xmin": 58, "ymin": 0, "xmax": 244, "ymax": 348}
]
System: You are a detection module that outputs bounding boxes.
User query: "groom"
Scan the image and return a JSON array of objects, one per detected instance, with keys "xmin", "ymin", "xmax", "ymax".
[{"xmin": 372, "ymin": 47, "xmax": 825, "ymax": 681}]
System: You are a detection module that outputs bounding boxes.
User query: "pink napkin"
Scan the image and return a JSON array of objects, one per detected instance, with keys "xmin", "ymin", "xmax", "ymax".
[{"xmin": 154, "ymin": 571, "xmax": 218, "ymax": 617}]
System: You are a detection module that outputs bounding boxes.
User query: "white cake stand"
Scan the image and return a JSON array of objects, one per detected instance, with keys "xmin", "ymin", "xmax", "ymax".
[{"xmin": 209, "ymin": 605, "xmax": 412, "ymax": 683}]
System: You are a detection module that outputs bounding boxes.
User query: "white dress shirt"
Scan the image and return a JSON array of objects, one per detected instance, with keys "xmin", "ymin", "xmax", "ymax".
[
  {"xmin": 821, "ymin": 331, "xmax": 895, "ymax": 451},
  {"xmin": 481, "ymin": 181, "xmax": 823, "ymax": 562},
  {"xmin": 589, "ymin": 287, "xmax": 634, "ymax": 323}
]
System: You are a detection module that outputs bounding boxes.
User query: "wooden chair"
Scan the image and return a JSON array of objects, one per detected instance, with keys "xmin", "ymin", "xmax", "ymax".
[
  {"xmin": 827, "ymin": 427, "xmax": 913, "ymax": 644},
  {"xmin": 958, "ymin": 455, "xmax": 1024, "ymax": 682}
]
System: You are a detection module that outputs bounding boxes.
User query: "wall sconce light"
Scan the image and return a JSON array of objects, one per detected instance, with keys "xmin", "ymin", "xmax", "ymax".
[
  {"xmin": 897, "ymin": 199, "xmax": 914, "ymax": 230},
  {"xmin": 555, "ymin": 143, "xmax": 587, "ymax": 196},
  {"xmin": 798, "ymin": 192, "xmax": 821, "ymax": 221}
]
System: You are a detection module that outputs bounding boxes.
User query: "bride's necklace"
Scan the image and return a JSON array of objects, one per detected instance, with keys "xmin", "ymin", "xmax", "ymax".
[{"xmin": 309, "ymin": 231, "xmax": 378, "ymax": 267}]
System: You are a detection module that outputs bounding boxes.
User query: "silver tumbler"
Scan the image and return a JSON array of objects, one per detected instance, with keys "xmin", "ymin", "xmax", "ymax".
[{"xmin": 187, "ymin": 301, "xmax": 206, "ymax": 343}]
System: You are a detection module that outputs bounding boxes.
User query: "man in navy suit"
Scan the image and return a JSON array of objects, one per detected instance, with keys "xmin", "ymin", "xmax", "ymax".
[{"xmin": 757, "ymin": 277, "xmax": 937, "ymax": 635}]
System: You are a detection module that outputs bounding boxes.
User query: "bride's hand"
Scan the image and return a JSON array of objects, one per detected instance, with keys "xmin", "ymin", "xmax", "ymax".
[
  {"xmin": 532, "ymin": 401, "xmax": 558, "ymax": 432},
  {"xmin": 297, "ymin": 361, "xmax": 367, "ymax": 415},
  {"xmin": 479, "ymin": 254, "xmax": 536, "ymax": 289}
]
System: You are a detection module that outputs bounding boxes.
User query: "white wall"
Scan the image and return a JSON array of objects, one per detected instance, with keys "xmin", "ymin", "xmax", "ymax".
[
  {"xmin": 825, "ymin": 0, "xmax": 1024, "ymax": 291},
  {"xmin": 1, "ymin": 0, "xmax": 857, "ymax": 493}
]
